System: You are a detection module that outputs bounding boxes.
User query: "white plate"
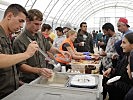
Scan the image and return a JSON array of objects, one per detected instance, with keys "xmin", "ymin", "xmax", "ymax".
[{"xmin": 107, "ymin": 76, "xmax": 121, "ymax": 85}]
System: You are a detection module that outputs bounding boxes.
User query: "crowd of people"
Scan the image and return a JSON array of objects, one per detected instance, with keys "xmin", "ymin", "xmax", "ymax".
[
  {"xmin": 101, "ymin": 19, "xmax": 133, "ymax": 100},
  {"xmin": 0, "ymin": 3, "xmax": 133, "ymax": 100}
]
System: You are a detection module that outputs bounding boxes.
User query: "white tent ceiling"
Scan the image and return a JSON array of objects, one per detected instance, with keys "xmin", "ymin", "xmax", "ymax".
[{"xmin": 0, "ymin": 0, "xmax": 133, "ymax": 30}]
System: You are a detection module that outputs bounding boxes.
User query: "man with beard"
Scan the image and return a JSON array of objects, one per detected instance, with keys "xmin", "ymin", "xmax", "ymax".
[{"xmin": 100, "ymin": 23, "xmax": 121, "ymax": 99}]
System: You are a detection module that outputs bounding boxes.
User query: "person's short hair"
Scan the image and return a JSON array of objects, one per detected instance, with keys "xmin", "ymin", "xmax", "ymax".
[
  {"xmin": 80, "ymin": 22, "xmax": 87, "ymax": 27},
  {"xmin": 102, "ymin": 23, "xmax": 115, "ymax": 32},
  {"xmin": 4, "ymin": 4, "xmax": 28, "ymax": 18},
  {"xmin": 99, "ymin": 30, "xmax": 101, "ymax": 32},
  {"xmin": 41, "ymin": 23, "xmax": 52, "ymax": 32},
  {"xmin": 27, "ymin": 9, "xmax": 43, "ymax": 21},
  {"xmin": 124, "ymin": 33, "xmax": 133, "ymax": 44},
  {"xmin": 55, "ymin": 27, "xmax": 63, "ymax": 33},
  {"xmin": 63, "ymin": 27, "xmax": 71, "ymax": 31}
]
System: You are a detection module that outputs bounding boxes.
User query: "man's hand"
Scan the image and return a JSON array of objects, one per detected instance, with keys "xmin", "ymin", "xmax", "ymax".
[
  {"xmin": 98, "ymin": 41, "xmax": 104, "ymax": 46},
  {"xmin": 38, "ymin": 68, "xmax": 53, "ymax": 78},
  {"xmin": 25, "ymin": 41, "xmax": 39, "ymax": 58},
  {"xmin": 78, "ymin": 42, "xmax": 85, "ymax": 46},
  {"xmin": 112, "ymin": 53, "xmax": 119, "ymax": 59},
  {"xmin": 92, "ymin": 54, "xmax": 100, "ymax": 60},
  {"xmin": 103, "ymin": 68, "xmax": 112, "ymax": 77},
  {"xmin": 62, "ymin": 51, "xmax": 71, "ymax": 58},
  {"xmin": 100, "ymin": 51, "xmax": 106, "ymax": 56}
]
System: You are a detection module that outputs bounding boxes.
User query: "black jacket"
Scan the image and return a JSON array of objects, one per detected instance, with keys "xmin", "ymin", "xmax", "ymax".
[
  {"xmin": 107, "ymin": 54, "xmax": 132, "ymax": 100},
  {"xmin": 74, "ymin": 31, "xmax": 94, "ymax": 53},
  {"xmin": 111, "ymin": 54, "xmax": 131, "ymax": 84}
]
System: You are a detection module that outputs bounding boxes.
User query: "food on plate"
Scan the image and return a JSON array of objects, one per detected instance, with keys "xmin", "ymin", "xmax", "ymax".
[{"xmin": 70, "ymin": 75, "xmax": 98, "ymax": 88}]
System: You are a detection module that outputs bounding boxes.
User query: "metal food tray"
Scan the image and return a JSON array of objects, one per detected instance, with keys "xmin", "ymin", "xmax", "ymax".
[
  {"xmin": 70, "ymin": 60, "xmax": 101, "ymax": 67},
  {"xmin": 30, "ymin": 72, "xmax": 69, "ymax": 87},
  {"xmin": 68, "ymin": 74, "xmax": 99, "ymax": 89},
  {"xmin": 3, "ymin": 84, "xmax": 98, "ymax": 100},
  {"xmin": 29, "ymin": 73, "xmax": 103, "ymax": 100},
  {"xmin": 70, "ymin": 60, "xmax": 101, "ymax": 74}
]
